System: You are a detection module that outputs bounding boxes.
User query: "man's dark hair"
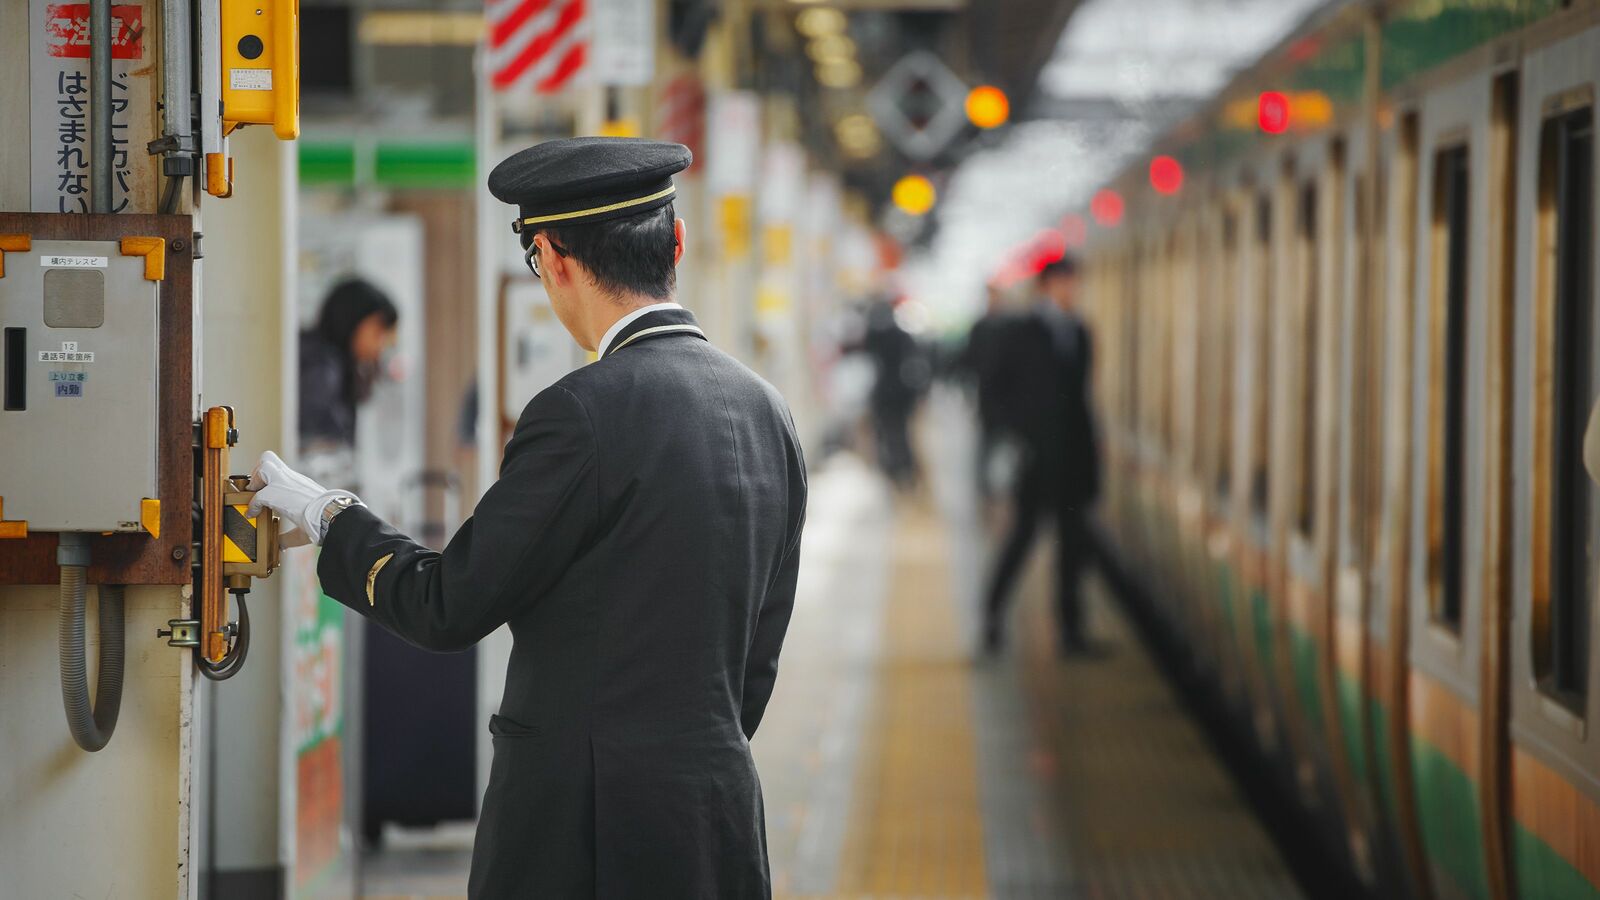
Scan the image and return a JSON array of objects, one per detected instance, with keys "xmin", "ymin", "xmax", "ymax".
[
  {"xmin": 541, "ymin": 202, "xmax": 678, "ymax": 301},
  {"xmin": 1038, "ymin": 255, "xmax": 1080, "ymax": 282}
]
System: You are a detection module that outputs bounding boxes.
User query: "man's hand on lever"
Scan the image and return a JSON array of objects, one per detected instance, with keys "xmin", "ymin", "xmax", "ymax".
[{"xmin": 247, "ymin": 450, "xmax": 362, "ymax": 548}]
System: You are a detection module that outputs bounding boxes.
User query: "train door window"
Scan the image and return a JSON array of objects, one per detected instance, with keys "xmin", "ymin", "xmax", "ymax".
[
  {"xmin": 1428, "ymin": 143, "xmax": 1471, "ymax": 633},
  {"xmin": 1250, "ymin": 193, "xmax": 1273, "ymax": 521},
  {"xmin": 1535, "ymin": 103, "xmax": 1594, "ymax": 710},
  {"xmin": 1218, "ymin": 211, "xmax": 1239, "ymax": 499},
  {"xmin": 1297, "ymin": 183, "xmax": 1319, "ymax": 538}
]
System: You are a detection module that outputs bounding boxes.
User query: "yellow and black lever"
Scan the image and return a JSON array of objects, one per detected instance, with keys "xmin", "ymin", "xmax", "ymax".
[{"xmin": 163, "ymin": 406, "xmax": 281, "ymax": 680}]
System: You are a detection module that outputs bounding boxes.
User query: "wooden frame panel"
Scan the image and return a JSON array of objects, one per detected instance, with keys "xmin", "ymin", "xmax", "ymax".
[{"xmin": 0, "ymin": 213, "xmax": 194, "ymax": 586}]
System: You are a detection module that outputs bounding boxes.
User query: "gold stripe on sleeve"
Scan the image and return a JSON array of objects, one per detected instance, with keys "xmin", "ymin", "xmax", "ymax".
[{"xmin": 366, "ymin": 552, "xmax": 394, "ymax": 606}]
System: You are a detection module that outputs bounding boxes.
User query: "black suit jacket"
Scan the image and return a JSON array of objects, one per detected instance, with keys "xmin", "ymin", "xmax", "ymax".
[
  {"xmin": 993, "ymin": 305, "xmax": 1100, "ymax": 507},
  {"xmin": 318, "ymin": 307, "xmax": 808, "ymax": 898}
]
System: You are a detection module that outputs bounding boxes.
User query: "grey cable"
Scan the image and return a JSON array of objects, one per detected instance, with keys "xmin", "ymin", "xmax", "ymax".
[{"xmin": 57, "ymin": 535, "xmax": 125, "ymax": 752}]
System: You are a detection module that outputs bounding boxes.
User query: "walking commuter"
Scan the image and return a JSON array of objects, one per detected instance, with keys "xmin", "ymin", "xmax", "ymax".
[
  {"xmin": 249, "ymin": 138, "xmax": 808, "ymax": 898},
  {"xmin": 982, "ymin": 256, "xmax": 1101, "ymax": 656},
  {"xmin": 957, "ymin": 282, "xmax": 1017, "ymax": 499},
  {"xmin": 861, "ymin": 297, "xmax": 925, "ymax": 489}
]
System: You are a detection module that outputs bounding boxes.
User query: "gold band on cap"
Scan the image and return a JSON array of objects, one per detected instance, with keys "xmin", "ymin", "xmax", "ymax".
[{"xmin": 512, "ymin": 185, "xmax": 676, "ymax": 232}]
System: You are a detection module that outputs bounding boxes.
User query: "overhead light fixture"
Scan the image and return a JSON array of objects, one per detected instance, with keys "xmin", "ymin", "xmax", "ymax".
[
  {"xmin": 835, "ymin": 114, "xmax": 880, "ymax": 159},
  {"xmin": 815, "ymin": 59, "xmax": 862, "ymax": 89},
  {"xmin": 795, "ymin": 7, "xmax": 846, "ymax": 39},
  {"xmin": 359, "ymin": 11, "xmax": 484, "ymax": 46},
  {"xmin": 807, "ymin": 34, "xmax": 856, "ymax": 65}
]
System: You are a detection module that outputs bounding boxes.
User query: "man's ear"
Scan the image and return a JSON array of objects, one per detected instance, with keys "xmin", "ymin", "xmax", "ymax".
[
  {"xmin": 535, "ymin": 233, "xmax": 572, "ymax": 287},
  {"xmin": 673, "ymin": 218, "xmax": 687, "ymax": 267}
]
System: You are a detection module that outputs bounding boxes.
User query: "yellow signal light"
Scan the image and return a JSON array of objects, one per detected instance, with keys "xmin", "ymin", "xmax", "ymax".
[
  {"xmin": 892, "ymin": 174, "xmax": 937, "ymax": 217},
  {"xmin": 965, "ymin": 85, "xmax": 1009, "ymax": 129}
]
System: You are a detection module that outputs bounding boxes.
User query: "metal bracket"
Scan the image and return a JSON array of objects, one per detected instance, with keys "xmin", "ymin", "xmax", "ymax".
[{"xmin": 157, "ymin": 619, "xmax": 200, "ymax": 648}]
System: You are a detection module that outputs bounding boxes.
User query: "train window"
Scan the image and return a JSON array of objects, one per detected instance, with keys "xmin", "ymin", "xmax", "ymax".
[
  {"xmin": 1428, "ymin": 143, "xmax": 1471, "ymax": 632},
  {"xmin": 1296, "ymin": 183, "xmax": 1319, "ymax": 538},
  {"xmin": 1217, "ymin": 211, "xmax": 1238, "ymax": 498},
  {"xmin": 1250, "ymin": 193, "xmax": 1273, "ymax": 520},
  {"xmin": 1536, "ymin": 105, "xmax": 1594, "ymax": 708}
]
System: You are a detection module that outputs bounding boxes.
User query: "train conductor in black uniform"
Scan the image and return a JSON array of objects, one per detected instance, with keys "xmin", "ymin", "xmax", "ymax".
[
  {"xmin": 982, "ymin": 255, "xmax": 1099, "ymax": 656},
  {"xmin": 248, "ymin": 137, "xmax": 808, "ymax": 898}
]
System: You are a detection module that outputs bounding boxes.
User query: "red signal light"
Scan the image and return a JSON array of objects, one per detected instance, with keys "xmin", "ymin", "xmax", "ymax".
[
  {"xmin": 1090, "ymin": 189, "xmax": 1124, "ymax": 228},
  {"xmin": 1259, "ymin": 91, "xmax": 1291, "ymax": 134},
  {"xmin": 1060, "ymin": 213, "xmax": 1087, "ymax": 248},
  {"xmin": 1149, "ymin": 155, "xmax": 1183, "ymax": 195},
  {"xmin": 1036, "ymin": 228, "xmax": 1067, "ymax": 266}
]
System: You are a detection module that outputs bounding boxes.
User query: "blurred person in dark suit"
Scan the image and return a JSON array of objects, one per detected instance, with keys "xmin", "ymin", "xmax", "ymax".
[
  {"xmin": 957, "ymin": 281, "xmax": 1018, "ymax": 500},
  {"xmin": 861, "ymin": 297, "xmax": 926, "ymax": 490},
  {"xmin": 982, "ymin": 256, "xmax": 1101, "ymax": 656}
]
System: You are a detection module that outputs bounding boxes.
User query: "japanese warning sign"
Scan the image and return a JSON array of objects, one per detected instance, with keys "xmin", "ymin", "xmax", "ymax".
[{"xmin": 28, "ymin": 0, "xmax": 157, "ymax": 214}]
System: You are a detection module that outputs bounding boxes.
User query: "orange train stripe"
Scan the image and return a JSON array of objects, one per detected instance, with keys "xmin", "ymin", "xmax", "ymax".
[
  {"xmin": 1512, "ymin": 746, "xmax": 1600, "ymax": 887},
  {"xmin": 1408, "ymin": 669, "xmax": 1480, "ymax": 776}
]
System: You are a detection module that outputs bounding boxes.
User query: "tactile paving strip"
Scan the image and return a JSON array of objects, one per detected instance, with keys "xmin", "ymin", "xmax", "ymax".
[
  {"xmin": 1007, "ymin": 557, "xmax": 1307, "ymax": 900},
  {"xmin": 830, "ymin": 503, "xmax": 990, "ymax": 898}
]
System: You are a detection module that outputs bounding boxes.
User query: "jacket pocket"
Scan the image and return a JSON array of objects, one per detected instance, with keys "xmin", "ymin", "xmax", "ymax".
[{"xmin": 488, "ymin": 712, "xmax": 539, "ymax": 738}]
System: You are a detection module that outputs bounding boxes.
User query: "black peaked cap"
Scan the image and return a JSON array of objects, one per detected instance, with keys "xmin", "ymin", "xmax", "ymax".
[{"xmin": 488, "ymin": 137, "xmax": 692, "ymax": 239}]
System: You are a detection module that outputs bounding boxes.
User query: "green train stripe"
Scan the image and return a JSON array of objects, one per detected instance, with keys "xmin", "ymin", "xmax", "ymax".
[
  {"xmin": 1379, "ymin": 0, "xmax": 1568, "ymax": 91},
  {"xmin": 1252, "ymin": 588, "xmax": 1275, "ymax": 678},
  {"xmin": 1411, "ymin": 737, "xmax": 1491, "ymax": 900},
  {"xmin": 1515, "ymin": 819, "xmax": 1600, "ymax": 900},
  {"xmin": 1217, "ymin": 563, "xmax": 1238, "ymax": 635},
  {"xmin": 1371, "ymin": 698, "xmax": 1398, "ymax": 820},
  {"xmin": 1337, "ymin": 670, "xmax": 1368, "ymax": 785},
  {"xmin": 1289, "ymin": 624, "xmax": 1325, "ymax": 736}
]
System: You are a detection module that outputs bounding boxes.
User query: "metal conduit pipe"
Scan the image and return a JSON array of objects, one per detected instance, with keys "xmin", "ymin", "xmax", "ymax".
[
  {"xmin": 158, "ymin": 0, "xmax": 193, "ymax": 213},
  {"xmin": 57, "ymin": 534, "xmax": 126, "ymax": 752},
  {"xmin": 89, "ymin": 0, "xmax": 112, "ymax": 213}
]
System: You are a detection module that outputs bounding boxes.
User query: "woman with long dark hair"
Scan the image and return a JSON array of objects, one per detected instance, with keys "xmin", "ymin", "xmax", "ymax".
[{"xmin": 299, "ymin": 277, "xmax": 399, "ymax": 451}]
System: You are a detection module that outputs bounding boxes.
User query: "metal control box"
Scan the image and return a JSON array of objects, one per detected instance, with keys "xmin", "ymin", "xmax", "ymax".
[{"xmin": 0, "ymin": 239, "xmax": 160, "ymax": 532}]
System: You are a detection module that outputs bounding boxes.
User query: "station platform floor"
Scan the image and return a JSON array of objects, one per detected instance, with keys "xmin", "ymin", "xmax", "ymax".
[{"xmin": 362, "ymin": 400, "xmax": 1306, "ymax": 900}]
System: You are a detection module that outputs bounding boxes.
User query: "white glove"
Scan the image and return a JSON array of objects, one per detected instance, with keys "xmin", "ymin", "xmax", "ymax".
[{"xmin": 246, "ymin": 450, "xmax": 361, "ymax": 548}]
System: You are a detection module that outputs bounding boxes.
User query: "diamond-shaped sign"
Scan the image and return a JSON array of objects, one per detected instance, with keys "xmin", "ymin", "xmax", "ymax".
[{"xmin": 867, "ymin": 51, "xmax": 969, "ymax": 161}]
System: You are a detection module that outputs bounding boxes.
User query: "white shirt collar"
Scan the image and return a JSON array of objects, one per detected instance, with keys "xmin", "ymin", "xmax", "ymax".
[{"xmin": 597, "ymin": 302, "xmax": 683, "ymax": 358}]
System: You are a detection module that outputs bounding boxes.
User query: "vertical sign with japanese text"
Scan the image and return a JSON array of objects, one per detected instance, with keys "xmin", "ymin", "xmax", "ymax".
[{"xmin": 28, "ymin": 0, "xmax": 158, "ymax": 213}]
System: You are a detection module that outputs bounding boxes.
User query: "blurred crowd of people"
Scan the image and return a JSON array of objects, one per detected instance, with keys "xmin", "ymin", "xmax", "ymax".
[{"xmin": 832, "ymin": 255, "xmax": 1104, "ymax": 660}]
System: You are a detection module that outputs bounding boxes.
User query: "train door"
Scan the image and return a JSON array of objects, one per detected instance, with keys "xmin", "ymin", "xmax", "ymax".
[
  {"xmin": 1331, "ymin": 121, "xmax": 1386, "ymax": 877},
  {"xmin": 1116, "ymin": 241, "xmax": 1145, "ymax": 571},
  {"xmin": 1509, "ymin": 28, "xmax": 1600, "ymax": 900},
  {"xmin": 1263, "ymin": 144, "xmax": 1324, "ymax": 804},
  {"xmin": 1369, "ymin": 107, "xmax": 1437, "ymax": 900},
  {"xmin": 1173, "ymin": 210, "xmax": 1216, "ymax": 678},
  {"xmin": 1207, "ymin": 187, "xmax": 1249, "ymax": 708},
  {"xmin": 1237, "ymin": 170, "xmax": 1284, "ymax": 753},
  {"xmin": 1281, "ymin": 134, "xmax": 1350, "ymax": 818},
  {"xmin": 1406, "ymin": 67, "xmax": 1502, "ymax": 900},
  {"xmin": 1113, "ymin": 245, "xmax": 1139, "ymax": 560},
  {"xmin": 1137, "ymin": 227, "xmax": 1174, "ymax": 617},
  {"xmin": 1153, "ymin": 224, "xmax": 1179, "ymax": 613}
]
